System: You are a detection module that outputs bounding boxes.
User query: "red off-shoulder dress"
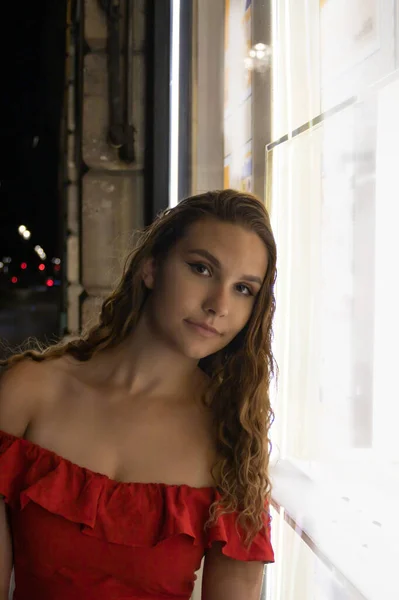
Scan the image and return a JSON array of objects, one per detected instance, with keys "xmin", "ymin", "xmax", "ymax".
[{"xmin": 0, "ymin": 429, "xmax": 274, "ymax": 600}]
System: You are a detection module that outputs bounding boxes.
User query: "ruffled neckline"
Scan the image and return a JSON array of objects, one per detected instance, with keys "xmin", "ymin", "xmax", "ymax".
[
  {"xmin": 0, "ymin": 427, "xmax": 275, "ymax": 561},
  {"xmin": 0, "ymin": 428, "xmax": 217, "ymax": 492}
]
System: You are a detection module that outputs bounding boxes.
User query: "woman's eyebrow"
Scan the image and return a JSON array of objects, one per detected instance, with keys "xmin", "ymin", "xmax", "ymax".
[{"xmin": 187, "ymin": 249, "xmax": 263, "ymax": 285}]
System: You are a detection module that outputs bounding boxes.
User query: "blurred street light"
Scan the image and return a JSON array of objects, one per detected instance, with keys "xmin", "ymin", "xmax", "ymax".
[
  {"xmin": 34, "ymin": 245, "xmax": 46, "ymax": 260},
  {"xmin": 245, "ymin": 42, "xmax": 272, "ymax": 73}
]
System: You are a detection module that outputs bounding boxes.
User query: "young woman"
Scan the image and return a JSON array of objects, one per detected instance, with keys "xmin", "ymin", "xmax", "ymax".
[{"xmin": 0, "ymin": 189, "xmax": 277, "ymax": 600}]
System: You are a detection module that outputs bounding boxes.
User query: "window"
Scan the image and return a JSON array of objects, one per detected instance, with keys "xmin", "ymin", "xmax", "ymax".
[{"xmin": 267, "ymin": 0, "xmax": 399, "ymax": 597}]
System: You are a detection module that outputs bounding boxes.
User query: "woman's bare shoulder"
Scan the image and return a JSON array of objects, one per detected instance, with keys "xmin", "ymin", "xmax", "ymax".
[
  {"xmin": 1, "ymin": 358, "xmax": 53, "ymax": 392},
  {"xmin": 1, "ymin": 355, "xmax": 72, "ymax": 388},
  {"xmin": 0, "ymin": 357, "xmax": 72, "ymax": 436}
]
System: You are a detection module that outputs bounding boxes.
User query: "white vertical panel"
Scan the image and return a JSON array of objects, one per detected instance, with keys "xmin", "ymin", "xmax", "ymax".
[
  {"xmin": 270, "ymin": 126, "xmax": 323, "ymax": 461},
  {"xmin": 169, "ymin": 0, "xmax": 181, "ymax": 208},
  {"xmin": 373, "ymin": 77, "xmax": 399, "ymax": 458},
  {"xmin": 271, "ymin": 0, "xmax": 320, "ymax": 140}
]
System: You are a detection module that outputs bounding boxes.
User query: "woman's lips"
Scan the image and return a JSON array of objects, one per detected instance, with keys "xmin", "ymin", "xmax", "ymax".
[{"xmin": 184, "ymin": 320, "xmax": 220, "ymax": 337}]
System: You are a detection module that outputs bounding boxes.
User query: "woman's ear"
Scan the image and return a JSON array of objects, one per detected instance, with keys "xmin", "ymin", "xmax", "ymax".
[{"xmin": 141, "ymin": 257, "xmax": 157, "ymax": 290}]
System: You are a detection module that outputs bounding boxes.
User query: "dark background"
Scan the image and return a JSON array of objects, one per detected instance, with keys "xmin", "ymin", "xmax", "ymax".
[
  {"xmin": 0, "ymin": 1, "xmax": 67, "ymax": 267},
  {"xmin": 0, "ymin": 1, "xmax": 175, "ymax": 353},
  {"xmin": 0, "ymin": 2, "xmax": 67, "ymax": 354}
]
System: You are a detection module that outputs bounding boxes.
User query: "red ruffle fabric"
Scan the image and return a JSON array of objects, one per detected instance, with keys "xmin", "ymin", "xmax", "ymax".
[{"xmin": 0, "ymin": 429, "xmax": 274, "ymax": 599}]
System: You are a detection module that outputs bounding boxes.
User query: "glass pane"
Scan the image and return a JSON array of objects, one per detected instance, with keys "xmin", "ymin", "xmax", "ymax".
[{"xmin": 268, "ymin": 68, "xmax": 399, "ymax": 600}]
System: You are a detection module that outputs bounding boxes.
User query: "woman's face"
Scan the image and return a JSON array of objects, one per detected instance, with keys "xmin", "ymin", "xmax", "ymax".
[{"xmin": 142, "ymin": 217, "xmax": 269, "ymax": 361}]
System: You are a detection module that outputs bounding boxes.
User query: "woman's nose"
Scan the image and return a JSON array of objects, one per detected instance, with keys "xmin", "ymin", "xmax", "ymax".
[{"xmin": 203, "ymin": 286, "xmax": 230, "ymax": 318}]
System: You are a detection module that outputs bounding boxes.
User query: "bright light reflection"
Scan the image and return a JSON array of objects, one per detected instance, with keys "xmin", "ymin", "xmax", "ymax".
[{"xmin": 169, "ymin": 0, "xmax": 181, "ymax": 209}]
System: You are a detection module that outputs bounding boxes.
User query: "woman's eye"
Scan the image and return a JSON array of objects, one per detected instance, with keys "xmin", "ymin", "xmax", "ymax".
[
  {"xmin": 188, "ymin": 263, "xmax": 254, "ymax": 296},
  {"xmin": 188, "ymin": 262, "xmax": 210, "ymax": 276},
  {"xmin": 236, "ymin": 284, "xmax": 253, "ymax": 297}
]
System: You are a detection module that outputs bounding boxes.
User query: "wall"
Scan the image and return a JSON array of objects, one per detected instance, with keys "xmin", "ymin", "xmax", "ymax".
[{"xmin": 67, "ymin": 0, "xmax": 146, "ymax": 335}]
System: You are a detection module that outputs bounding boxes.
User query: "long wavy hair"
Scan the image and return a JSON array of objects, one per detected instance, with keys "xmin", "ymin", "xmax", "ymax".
[{"xmin": 1, "ymin": 189, "xmax": 277, "ymax": 549}]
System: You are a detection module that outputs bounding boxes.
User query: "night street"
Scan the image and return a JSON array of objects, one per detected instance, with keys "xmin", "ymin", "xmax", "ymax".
[{"xmin": 0, "ymin": 289, "xmax": 60, "ymax": 360}]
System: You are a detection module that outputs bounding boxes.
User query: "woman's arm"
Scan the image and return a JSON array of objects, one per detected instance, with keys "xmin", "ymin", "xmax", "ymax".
[
  {"xmin": 201, "ymin": 541, "xmax": 265, "ymax": 600},
  {"xmin": 0, "ymin": 497, "xmax": 12, "ymax": 600},
  {"xmin": 0, "ymin": 360, "xmax": 48, "ymax": 600}
]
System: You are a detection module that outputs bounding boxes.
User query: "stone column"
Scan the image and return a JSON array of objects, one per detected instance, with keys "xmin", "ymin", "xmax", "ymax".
[{"xmin": 67, "ymin": 0, "xmax": 146, "ymax": 335}]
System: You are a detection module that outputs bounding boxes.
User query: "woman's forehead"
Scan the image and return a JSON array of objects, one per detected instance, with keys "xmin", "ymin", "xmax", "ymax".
[
  {"xmin": 176, "ymin": 219, "xmax": 268, "ymax": 276},
  {"xmin": 182, "ymin": 217, "xmax": 250, "ymax": 241}
]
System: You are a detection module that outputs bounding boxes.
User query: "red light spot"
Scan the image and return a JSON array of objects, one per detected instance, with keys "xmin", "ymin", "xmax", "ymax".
[
  {"xmin": 39, "ymin": 264, "xmax": 45, "ymax": 271},
  {"xmin": 46, "ymin": 279, "xmax": 54, "ymax": 287},
  {"xmin": 21, "ymin": 262, "xmax": 27, "ymax": 270},
  {"xmin": 54, "ymin": 264, "xmax": 61, "ymax": 272},
  {"xmin": 11, "ymin": 276, "xmax": 18, "ymax": 284}
]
